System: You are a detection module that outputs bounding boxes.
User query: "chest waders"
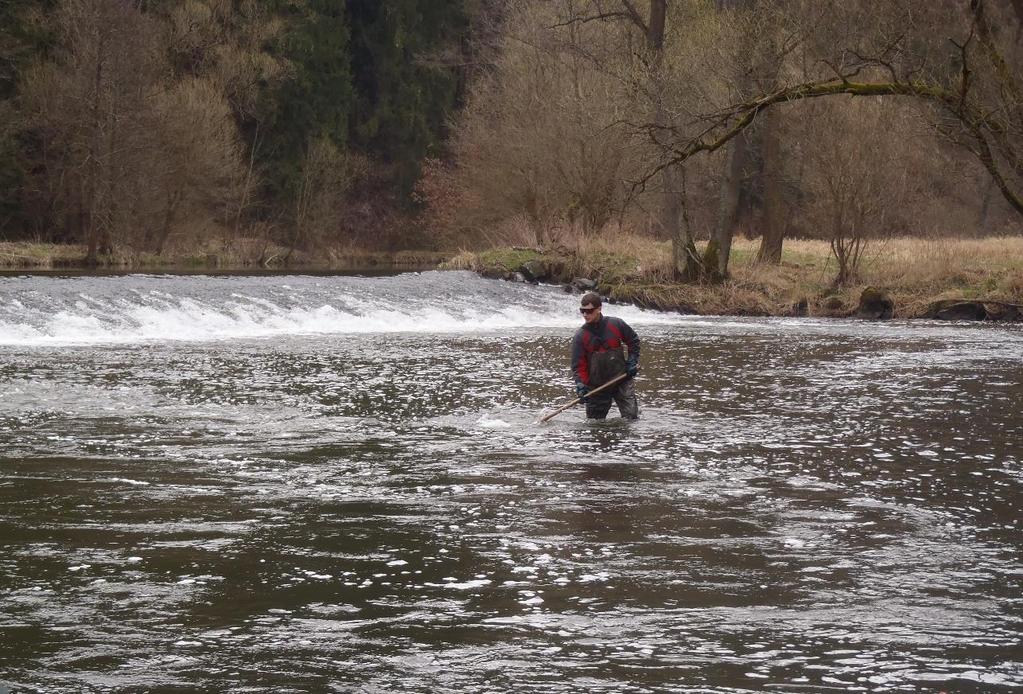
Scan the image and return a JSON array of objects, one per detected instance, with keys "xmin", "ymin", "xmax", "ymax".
[
  {"xmin": 588, "ymin": 346, "xmax": 627, "ymax": 387},
  {"xmin": 585, "ymin": 334, "xmax": 638, "ymax": 420}
]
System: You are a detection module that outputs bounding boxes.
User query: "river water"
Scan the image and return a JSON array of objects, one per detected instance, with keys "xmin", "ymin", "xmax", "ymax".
[{"xmin": 0, "ymin": 271, "xmax": 1020, "ymax": 693}]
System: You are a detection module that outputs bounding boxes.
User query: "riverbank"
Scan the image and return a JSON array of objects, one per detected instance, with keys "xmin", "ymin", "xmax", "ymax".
[
  {"xmin": 0, "ymin": 240, "xmax": 448, "ymax": 272},
  {"xmin": 446, "ymin": 236, "xmax": 1023, "ymax": 320}
]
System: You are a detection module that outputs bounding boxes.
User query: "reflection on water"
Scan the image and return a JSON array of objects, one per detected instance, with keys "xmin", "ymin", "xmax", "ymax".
[{"xmin": 1, "ymin": 273, "xmax": 1021, "ymax": 692}]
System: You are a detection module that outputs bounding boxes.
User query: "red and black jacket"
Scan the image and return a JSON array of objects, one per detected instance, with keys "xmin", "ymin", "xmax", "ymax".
[{"xmin": 571, "ymin": 316, "xmax": 640, "ymax": 387}]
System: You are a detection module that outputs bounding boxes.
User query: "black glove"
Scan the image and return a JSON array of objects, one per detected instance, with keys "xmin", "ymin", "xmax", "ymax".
[
  {"xmin": 575, "ymin": 383, "xmax": 590, "ymax": 403},
  {"xmin": 626, "ymin": 361, "xmax": 639, "ymax": 379}
]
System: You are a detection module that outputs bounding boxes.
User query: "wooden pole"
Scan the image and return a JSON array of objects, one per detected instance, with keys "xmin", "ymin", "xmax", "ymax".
[{"xmin": 538, "ymin": 373, "xmax": 629, "ymax": 423}]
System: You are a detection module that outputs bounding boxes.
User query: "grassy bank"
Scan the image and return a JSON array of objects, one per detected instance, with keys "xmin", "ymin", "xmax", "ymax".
[
  {"xmin": 0, "ymin": 239, "xmax": 448, "ymax": 272},
  {"xmin": 446, "ymin": 235, "xmax": 1023, "ymax": 318}
]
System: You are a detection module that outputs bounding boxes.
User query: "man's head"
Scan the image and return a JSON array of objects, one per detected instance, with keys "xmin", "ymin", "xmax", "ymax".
[{"xmin": 580, "ymin": 292, "xmax": 602, "ymax": 324}]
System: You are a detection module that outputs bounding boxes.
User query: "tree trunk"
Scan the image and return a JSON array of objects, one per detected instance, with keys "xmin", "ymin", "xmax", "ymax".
[
  {"xmin": 712, "ymin": 132, "xmax": 749, "ymax": 279},
  {"xmin": 632, "ymin": 0, "xmax": 702, "ymax": 281},
  {"xmin": 85, "ymin": 27, "xmax": 105, "ymax": 267},
  {"xmin": 663, "ymin": 163, "xmax": 700, "ymax": 281},
  {"xmin": 978, "ymin": 176, "xmax": 996, "ymax": 229},
  {"xmin": 756, "ymin": 109, "xmax": 785, "ymax": 263},
  {"xmin": 235, "ymin": 122, "xmax": 261, "ymax": 238},
  {"xmin": 647, "ymin": 0, "xmax": 666, "ymax": 49},
  {"xmin": 154, "ymin": 190, "xmax": 182, "ymax": 255}
]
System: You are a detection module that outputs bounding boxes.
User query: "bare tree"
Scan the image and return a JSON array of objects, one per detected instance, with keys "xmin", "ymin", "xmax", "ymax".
[
  {"xmin": 147, "ymin": 77, "xmax": 245, "ymax": 254},
  {"xmin": 710, "ymin": 0, "xmax": 792, "ymax": 274},
  {"xmin": 797, "ymin": 98, "xmax": 912, "ymax": 285},
  {"xmin": 162, "ymin": 0, "xmax": 291, "ymax": 237},
  {"xmin": 286, "ymin": 137, "xmax": 362, "ymax": 262},
  {"xmin": 20, "ymin": 0, "xmax": 164, "ymax": 263},
  {"xmin": 19, "ymin": 0, "xmax": 249, "ymax": 260},
  {"xmin": 534, "ymin": 0, "xmax": 807, "ymax": 279},
  {"xmin": 549, "ymin": 0, "xmax": 704, "ymax": 278},
  {"xmin": 451, "ymin": 1, "xmax": 643, "ymax": 246},
  {"xmin": 642, "ymin": 0, "xmax": 1023, "ymax": 227}
]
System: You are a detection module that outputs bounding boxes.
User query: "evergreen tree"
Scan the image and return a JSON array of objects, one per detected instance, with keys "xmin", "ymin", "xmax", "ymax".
[
  {"xmin": 0, "ymin": 0, "xmax": 56, "ymax": 237},
  {"xmin": 262, "ymin": 0, "xmax": 354, "ymax": 210},
  {"xmin": 346, "ymin": 0, "xmax": 467, "ymax": 199}
]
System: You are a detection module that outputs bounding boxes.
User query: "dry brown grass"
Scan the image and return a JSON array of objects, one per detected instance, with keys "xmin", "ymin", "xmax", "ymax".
[
  {"xmin": 464, "ymin": 233, "xmax": 1022, "ymax": 317},
  {"xmin": 705, "ymin": 236, "xmax": 1023, "ymax": 309},
  {"xmin": 867, "ymin": 236, "xmax": 1023, "ymax": 290},
  {"xmin": 0, "ymin": 242, "xmax": 87, "ymax": 268},
  {"xmin": 571, "ymin": 228, "xmax": 677, "ymax": 282},
  {"xmin": 0, "ymin": 239, "xmax": 449, "ymax": 271}
]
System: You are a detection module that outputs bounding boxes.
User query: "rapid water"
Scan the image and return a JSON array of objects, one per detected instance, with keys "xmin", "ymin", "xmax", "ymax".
[{"xmin": 1, "ymin": 271, "xmax": 1021, "ymax": 693}]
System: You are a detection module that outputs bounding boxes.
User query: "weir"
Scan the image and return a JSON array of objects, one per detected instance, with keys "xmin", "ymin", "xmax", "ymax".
[{"xmin": 0, "ymin": 271, "xmax": 683, "ymax": 345}]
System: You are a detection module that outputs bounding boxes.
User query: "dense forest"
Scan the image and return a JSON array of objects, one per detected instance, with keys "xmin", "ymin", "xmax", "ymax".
[
  {"xmin": 1, "ymin": 0, "xmax": 1022, "ymax": 277},
  {"xmin": 0, "ymin": 0, "xmax": 478, "ymax": 263}
]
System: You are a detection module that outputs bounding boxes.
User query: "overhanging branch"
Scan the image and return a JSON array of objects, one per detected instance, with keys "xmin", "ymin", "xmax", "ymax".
[
  {"xmin": 549, "ymin": 12, "xmax": 632, "ymax": 30},
  {"xmin": 619, "ymin": 0, "xmax": 649, "ymax": 36},
  {"xmin": 631, "ymin": 77, "xmax": 1023, "ymax": 217}
]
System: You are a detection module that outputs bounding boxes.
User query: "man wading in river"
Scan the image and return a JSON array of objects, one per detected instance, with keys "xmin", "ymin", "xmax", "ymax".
[{"xmin": 571, "ymin": 292, "xmax": 640, "ymax": 420}]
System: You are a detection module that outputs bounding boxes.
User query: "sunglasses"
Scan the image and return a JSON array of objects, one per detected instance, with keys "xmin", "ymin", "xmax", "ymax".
[{"xmin": 579, "ymin": 307, "xmax": 598, "ymax": 314}]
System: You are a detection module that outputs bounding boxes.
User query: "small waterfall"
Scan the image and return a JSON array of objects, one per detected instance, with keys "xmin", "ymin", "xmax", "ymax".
[{"xmin": 0, "ymin": 271, "xmax": 683, "ymax": 346}]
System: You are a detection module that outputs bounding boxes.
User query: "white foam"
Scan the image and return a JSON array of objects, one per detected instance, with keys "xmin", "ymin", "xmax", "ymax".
[
  {"xmin": 0, "ymin": 272, "xmax": 688, "ymax": 346},
  {"xmin": 426, "ymin": 578, "xmax": 491, "ymax": 590},
  {"xmin": 477, "ymin": 415, "xmax": 511, "ymax": 429}
]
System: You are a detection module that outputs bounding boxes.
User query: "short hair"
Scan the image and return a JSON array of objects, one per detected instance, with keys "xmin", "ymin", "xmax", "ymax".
[{"xmin": 580, "ymin": 292, "xmax": 602, "ymax": 308}]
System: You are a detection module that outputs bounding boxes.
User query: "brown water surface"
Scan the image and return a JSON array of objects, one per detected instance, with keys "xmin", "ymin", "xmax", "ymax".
[{"xmin": 1, "ymin": 272, "xmax": 1021, "ymax": 692}]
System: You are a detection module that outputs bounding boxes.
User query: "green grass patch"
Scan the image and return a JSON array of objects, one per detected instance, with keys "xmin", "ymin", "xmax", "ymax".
[
  {"xmin": 475, "ymin": 247, "xmax": 542, "ymax": 271},
  {"xmin": 581, "ymin": 250, "xmax": 640, "ymax": 281}
]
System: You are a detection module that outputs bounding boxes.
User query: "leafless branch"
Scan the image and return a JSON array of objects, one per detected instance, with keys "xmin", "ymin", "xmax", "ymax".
[
  {"xmin": 548, "ymin": 11, "xmax": 631, "ymax": 30},
  {"xmin": 619, "ymin": 0, "xmax": 648, "ymax": 35}
]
